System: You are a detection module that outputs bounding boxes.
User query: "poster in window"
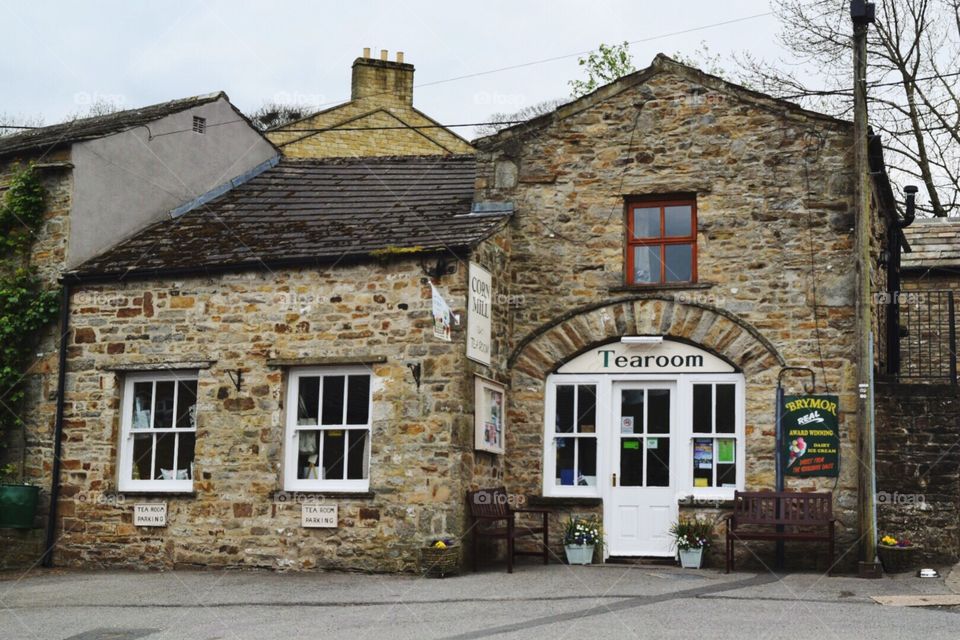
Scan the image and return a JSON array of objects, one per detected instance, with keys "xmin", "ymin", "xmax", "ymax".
[
  {"xmin": 781, "ymin": 395, "xmax": 840, "ymax": 477},
  {"xmin": 693, "ymin": 438, "xmax": 713, "ymax": 470},
  {"xmin": 474, "ymin": 376, "xmax": 505, "ymax": 454}
]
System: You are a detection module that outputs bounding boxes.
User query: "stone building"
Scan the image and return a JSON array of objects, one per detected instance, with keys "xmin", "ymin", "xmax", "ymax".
[
  {"xmin": 4, "ymin": 56, "xmax": 905, "ymax": 572},
  {"xmin": 266, "ymin": 49, "xmax": 475, "ymax": 159}
]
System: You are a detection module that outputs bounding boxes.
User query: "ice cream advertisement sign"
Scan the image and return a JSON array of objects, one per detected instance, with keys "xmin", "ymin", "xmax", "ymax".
[{"xmin": 781, "ymin": 395, "xmax": 840, "ymax": 477}]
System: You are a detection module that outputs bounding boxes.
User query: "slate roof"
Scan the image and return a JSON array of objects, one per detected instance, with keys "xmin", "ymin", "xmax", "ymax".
[
  {"xmin": 902, "ymin": 218, "xmax": 960, "ymax": 270},
  {"xmin": 0, "ymin": 93, "xmax": 225, "ymax": 158},
  {"xmin": 73, "ymin": 155, "xmax": 507, "ymax": 278}
]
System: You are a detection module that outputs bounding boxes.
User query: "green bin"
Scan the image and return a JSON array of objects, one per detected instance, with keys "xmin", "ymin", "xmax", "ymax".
[{"xmin": 0, "ymin": 484, "xmax": 40, "ymax": 529}]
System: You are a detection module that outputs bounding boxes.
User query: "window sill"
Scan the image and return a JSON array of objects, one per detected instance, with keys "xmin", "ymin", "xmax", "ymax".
[
  {"xmin": 117, "ymin": 491, "xmax": 197, "ymax": 498},
  {"xmin": 608, "ymin": 282, "xmax": 715, "ymax": 294},
  {"xmin": 273, "ymin": 490, "xmax": 375, "ymax": 501},
  {"xmin": 678, "ymin": 493, "xmax": 736, "ymax": 507},
  {"xmin": 528, "ymin": 496, "xmax": 603, "ymax": 507}
]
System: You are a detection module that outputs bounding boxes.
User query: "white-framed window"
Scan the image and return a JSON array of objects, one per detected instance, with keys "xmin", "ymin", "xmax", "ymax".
[
  {"xmin": 543, "ymin": 379, "xmax": 601, "ymax": 497},
  {"xmin": 118, "ymin": 371, "xmax": 198, "ymax": 493},
  {"xmin": 688, "ymin": 379, "xmax": 743, "ymax": 497},
  {"xmin": 284, "ymin": 366, "xmax": 372, "ymax": 492}
]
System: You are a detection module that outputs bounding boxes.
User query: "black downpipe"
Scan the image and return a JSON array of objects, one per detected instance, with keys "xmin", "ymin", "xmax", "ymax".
[
  {"xmin": 885, "ymin": 186, "xmax": 917, "ymax": 376},
  {"xmin": 41, "ymin": 282, "xmax": 71, "ymax": 568}
]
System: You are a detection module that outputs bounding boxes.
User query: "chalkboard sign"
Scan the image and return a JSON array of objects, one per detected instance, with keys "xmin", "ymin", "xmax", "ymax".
[{"xmin": 781, "ymin": 395, "xmax": 840, "ymax": 477}]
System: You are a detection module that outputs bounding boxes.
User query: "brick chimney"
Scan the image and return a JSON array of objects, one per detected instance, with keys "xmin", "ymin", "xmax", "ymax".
[{"xmin": 351, "ymin": 49, "xmax": 414, "ymax": 106}]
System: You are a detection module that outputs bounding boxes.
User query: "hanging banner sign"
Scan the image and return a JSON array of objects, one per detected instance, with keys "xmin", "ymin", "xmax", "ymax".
[
  {"xmin": 431, "ymin": 283, "xmax": 455, "ymax": 342},
  {"xmin": 467, "ymin": 263, "xmax": 493, "ymax": 365},
  {"xmin": 781, "ymin": 395, "xmax": 840, "ymax": 477}
]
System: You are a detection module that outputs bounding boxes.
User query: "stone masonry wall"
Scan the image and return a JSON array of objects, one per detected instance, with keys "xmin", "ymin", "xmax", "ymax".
[
  {"xmin": 476, "ymin": 62, "xmax": 863, "ymax": 570},
  {"xmin": 49, "ymin": 257, "xmax": 479, "ymax": 572},
  {"xmin": 875, "ymin": 382, "xmax": 960, "ymax": 563}
]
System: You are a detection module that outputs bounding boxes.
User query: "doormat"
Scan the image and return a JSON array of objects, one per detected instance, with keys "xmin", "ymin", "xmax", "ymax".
[{"xmin": 871, "ymin": 595, "xmax": 960, "ymax": 607}]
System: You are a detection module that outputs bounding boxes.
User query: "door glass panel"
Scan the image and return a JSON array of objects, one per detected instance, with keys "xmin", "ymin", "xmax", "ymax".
[
  {"xmin": 620, "ymin": 390, "xmax": 644, "ymax": 435},
  {"xmin": 664, "ymin": 205, "xmax": 692, "ymax": 236},
  {"xmin": 646, "ymin": 437, "xmax": 670, "ymax": 486},
  {"xmin": 576, "ymin": 385, "xmax": 596, "ymax": 433},
  {"xmin": 633, "ymin": 246, "xmax": 661, "ymax": 283},
  {"xmin": 693, "ymin": 438, "xmax": 714, "ymax": 487},
  {"xmin": 693, "ymin": 384, "xmax": 712, "ymax": 433},
  {"xmin": 556, "ymin": 386, "xmax": 575, "ymax": 433},
  {"xmin": 664, "ymin": 244, "xmax": 693, "ymax": 282},
  {"xmin": 716, "ymin": 384, "xmax": 736, "ymax": 433},
  {"xmin": 632, "ymin": 207, "xmax": 660, "ymax": 238},
  {"xmin": 555, "ymin": 437, "xmax": 574, "ymax": 485},
  {"xmin": 620, "ymin": 438, "xmax": 644, "ymax": 486},
  {"xmin": 647, "ymin": 389, "xmax": 670, "ymax": 434}
]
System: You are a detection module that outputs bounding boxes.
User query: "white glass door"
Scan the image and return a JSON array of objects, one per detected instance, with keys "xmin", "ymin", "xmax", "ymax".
[{"xmin": 606, "ymin": 382, "xmax": 677, "ymax": 556}]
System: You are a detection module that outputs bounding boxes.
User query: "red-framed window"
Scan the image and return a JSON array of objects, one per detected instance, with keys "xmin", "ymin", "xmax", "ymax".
[{"xmin": 625, "ymin": 198, "xmax": 698, "ymax": 285}]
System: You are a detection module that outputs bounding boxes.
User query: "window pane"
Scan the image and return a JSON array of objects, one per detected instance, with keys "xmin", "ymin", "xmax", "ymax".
[
  {"xmin": 664, "ymin": 244, "xmax": 693, "ymax": 282},
  {"xmin": 693, "ymin": 438, "xmax": 714, "ymax": 487},
  {"xmin": 664, "ymin": 205, "xmax": 692, "ymax": 237},
  {"xmin": 693, "ymin": 384, "xmax": 712, "ymax": 433},
  {"xmin": 717, "ymin": 438, "xmax": 736, "ymax": 486},
  {"xmin": 716, "ymin": 384, "xmax": 736, "ymax": 433},
  {"xmin": 578, "ymin": 437, "xmax": 597, "ymax": 486},
  {"xmin": 297, "ymin": 431, "xmax": 321, "ymax": 479},
  {"xmin": 322, "ymin": 430, "xmax": 346, "ymax": 479},
  {"xmin": 132, "ymin": 381, "xmax": 153, "ymax": 429},
  {"xmin": 154, "ymin": 381, "xmax": 175, "ymax": 429},
  {"xmin": 620, "ymin": 390, "xmax": 644, "ymax": 434},
  {"xmin": 346, "ymin": 429, "xmax": 368, "ymax": 480},
  {"xmin": 633, "ymin": 245, "xmax": 661, "ymax": 284},
  {"xmin": 321, "ymin": 376, "xmax": 346, "ymax": 425},
  {"xmin": 297, "ymin": 377, "xmax": 320, "ymax": 425},
  {"xmin": 646, "ymin": 437, "xmax": 670, "ymax": 487},
  {"xmin": 154, "ymin": 432, "xmax": 176, "ymax": 479},
  {"xmin": 620, "ymin": 438, "xmax": 644, "ymax": 486},
  {"xmin": 176, "ymin": 433, "xmax": 196, "ymax": 479},
  {"xmin": 555, "ymin": 385, "xmax": 574, "ymax": 433},
  {"xmin": 647, "ymin": 389, "xmax": 670, "ymax": 434},
  {"xmin": 132, "ymin": 433, "xmax": 153, "ymax": 480},
  {"xmin": 577, "ymin": 385, "xmax": 596, "ymax": 433},
  {"xmin": 632, "ymin": 207, "xmax": 660, "ymax": 239},
  {"xmin": 346, "ymin": 375, "xmax": 370, "ymax": 424},
  {"xmin": 555, "ymin": 437, "xmax": 574, "ymax": 485},
  {"xmin": 176, "ymin": 380, "xmax": 198, "ymax": 429}
]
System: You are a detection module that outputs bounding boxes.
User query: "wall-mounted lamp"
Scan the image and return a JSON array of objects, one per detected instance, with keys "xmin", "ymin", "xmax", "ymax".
[{"xmin": 620, "ymin": 336, "xmax": 663, "ymax": 346}]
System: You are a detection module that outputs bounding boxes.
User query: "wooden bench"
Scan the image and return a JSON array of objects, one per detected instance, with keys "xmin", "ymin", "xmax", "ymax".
[
  {"xmin": 467, "ymin": 487, "xmax": 549, "ymax": 573},
  {"xmin": 725, "ymin": 491, "xmax": 835, "ymax": 574}
]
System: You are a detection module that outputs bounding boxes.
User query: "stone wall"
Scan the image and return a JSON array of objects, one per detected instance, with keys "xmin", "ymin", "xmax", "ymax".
[
  {"xmin": 475, "ymin": 59, "xmax": 863, "ymax": 569},
  {"xmin": 45, "ymin": 256, "xmax": 482, "ymax": 571},
  {"xmin": 875, "ymin": 382, "xmax": 960, "ymax": 563}
]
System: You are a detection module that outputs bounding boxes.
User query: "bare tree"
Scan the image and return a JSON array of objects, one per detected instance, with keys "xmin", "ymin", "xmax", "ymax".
[
  {"xmin": 738, "ymin": 0, "xmax": 960, "ymax": 216},
  {"xmin": 0, "ymin": 114, "xmax": 44, "ymax": 137},
  {"xmin": 474, "ymin": 99, "xmax": 566, "ymax": 137},
  {"xmin": 248, "ymin": 103, "xmax": 311, "ymax": 131}
]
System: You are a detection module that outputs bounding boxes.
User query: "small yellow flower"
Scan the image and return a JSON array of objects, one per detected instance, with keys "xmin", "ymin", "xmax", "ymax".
[{"xmin": 433, "ymin": 540, "xmax": 447, "ymax": 549}]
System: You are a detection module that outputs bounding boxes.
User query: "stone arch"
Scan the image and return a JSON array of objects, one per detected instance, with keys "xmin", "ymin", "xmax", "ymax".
[{"xmin": 509, "ymin": 295, "xmax": 784, "ymax": 382}]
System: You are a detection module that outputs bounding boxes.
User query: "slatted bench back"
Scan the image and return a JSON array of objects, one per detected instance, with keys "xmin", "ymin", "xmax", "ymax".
[
  {"xmin": 732, "ymin": 491, "xmax": 832, "ymax": 526},
  {"xmin": 467, "ymin": 487, "xmax": 511, "ymax": 519}
]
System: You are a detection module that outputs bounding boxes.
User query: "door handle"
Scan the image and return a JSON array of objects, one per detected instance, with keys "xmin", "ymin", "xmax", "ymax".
[{"xmin": 611, "ymin": 473, "xmax": 617, "ymax": 487}]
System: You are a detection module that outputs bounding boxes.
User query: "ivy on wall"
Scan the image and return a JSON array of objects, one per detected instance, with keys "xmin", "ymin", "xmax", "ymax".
[{"xmin": 0, "ymin": 165, "xmax": 60, "ymax": 482}]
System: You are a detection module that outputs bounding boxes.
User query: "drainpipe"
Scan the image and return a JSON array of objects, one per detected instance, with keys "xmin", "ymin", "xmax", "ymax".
[
  {"xmin": 885, "ymin": 186, "xmax": 917, "ymax": 375},
  {"xmin": 851, "ymin": 0, "xmax": 881, "ymax": 578},
  {"xmin": 41, "ymin": 281, "xmax": 71, "ymax": 568}
]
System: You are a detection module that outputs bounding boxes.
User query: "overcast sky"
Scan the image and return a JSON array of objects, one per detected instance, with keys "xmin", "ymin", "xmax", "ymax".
[{"xmin": 1, "ymin": 1, "xmax": 789, "ymax": 138}]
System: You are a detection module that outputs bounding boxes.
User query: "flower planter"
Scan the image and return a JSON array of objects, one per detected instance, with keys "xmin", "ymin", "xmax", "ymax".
[
  {"xmin": 564, "ymin": 544, "xmax": 595, "ymax": 565},
  {"xmin": 678, "ymin": 547, "xmax": 704, "ymax": 569},
  {"xmin": 0, "ymin": 484, "xmax": 40, "ymax": 529},
  {"xmin": 420, "ymin": 545, "xmax": 461, "ymax": 578},
  {"xmin": 878, "ymin": 544, "xmax": 920, "ymax": 574}
]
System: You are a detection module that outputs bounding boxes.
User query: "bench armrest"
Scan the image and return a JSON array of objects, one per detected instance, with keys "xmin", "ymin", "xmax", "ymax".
[{"xmin": 514, "ymin": 507, "xmax": 550, "ymax": 514}]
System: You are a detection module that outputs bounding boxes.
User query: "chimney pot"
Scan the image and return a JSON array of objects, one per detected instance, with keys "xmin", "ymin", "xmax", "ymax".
[
  {"xmin": 396, "ymin": 51, "xmax": 404, "ymax": 63},
  {"xmin": 380, "ymin": 49, "xmax": 388, "ymax": 61},
  {"xmin": 363, "ymin": 47, "xmax": 370, "ymax": 58}
]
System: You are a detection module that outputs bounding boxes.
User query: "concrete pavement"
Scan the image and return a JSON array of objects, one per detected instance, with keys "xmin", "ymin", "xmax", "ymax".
[{"xmin": 1, "ymin": 562, "xmax": 959, "ymax": 639}]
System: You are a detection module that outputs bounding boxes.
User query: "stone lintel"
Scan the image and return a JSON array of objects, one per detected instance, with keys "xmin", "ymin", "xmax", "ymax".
[
  {"xmin": 266, "ymin": 356, "xmax": 388, "ymax": 368},
  {"xmin": 98, "ymin": 360, "xmax": 215, "ymax": 372}
]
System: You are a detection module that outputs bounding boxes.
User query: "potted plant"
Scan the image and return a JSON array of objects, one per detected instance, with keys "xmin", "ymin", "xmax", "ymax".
[
  {"xmin": 563, "ymin": 516, "xmax": 603, "ymax": 565},
  {"xmin": 420, "ymin": 538, "xmax": 460, "ymax": 578},
  {"xmin": 670, "ymin": 516, "xmax": 714, "ymax": 568},
  {"xmin": 0, "ymin": 463, "xmax": 39, "ymax": 529},
  {"xmin": 878, "ymin": 534, "xmax": 920, "ymax": 573}
]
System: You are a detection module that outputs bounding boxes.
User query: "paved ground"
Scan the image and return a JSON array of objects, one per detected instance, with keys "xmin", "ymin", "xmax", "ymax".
[{"xmin": 2, "ymin": 562, "xmax": 960, "ymax": 640}]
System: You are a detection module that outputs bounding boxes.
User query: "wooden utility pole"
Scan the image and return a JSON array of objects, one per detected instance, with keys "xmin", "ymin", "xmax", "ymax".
[{"xmin": 851, "ymin": 0, "xmax": 881, "ymax": 578}]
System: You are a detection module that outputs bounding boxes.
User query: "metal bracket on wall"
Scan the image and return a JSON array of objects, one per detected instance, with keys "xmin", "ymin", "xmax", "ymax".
[{"xmin": 227, "ymin": 369, "xmax": 243, "ymax": 393}]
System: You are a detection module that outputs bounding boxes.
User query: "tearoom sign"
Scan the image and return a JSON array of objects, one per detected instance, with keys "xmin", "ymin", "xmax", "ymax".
[{"xmin": 781, "ymin": 395, "xmax": 840, "ymax": 478}]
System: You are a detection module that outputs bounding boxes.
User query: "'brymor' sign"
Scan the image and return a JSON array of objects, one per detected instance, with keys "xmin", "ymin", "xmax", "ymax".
[{"xmin": 781, "ymin": 395, "xmax": 840, "ymax": 478}]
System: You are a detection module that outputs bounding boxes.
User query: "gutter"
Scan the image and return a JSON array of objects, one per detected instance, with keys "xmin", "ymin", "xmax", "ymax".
[{"xmin": 41, "ymin": 281, "xmax": 72, "ymax": 568}]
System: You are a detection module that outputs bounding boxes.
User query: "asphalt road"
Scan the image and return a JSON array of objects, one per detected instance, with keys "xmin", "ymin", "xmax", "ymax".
[{"xmin": 1, "ymin": 563, "xmax": 959, "ymax": 640}]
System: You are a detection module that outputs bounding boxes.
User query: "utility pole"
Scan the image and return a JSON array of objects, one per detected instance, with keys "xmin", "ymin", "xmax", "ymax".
[{"xmin": 851, "ymin": 0, "xmax": 881, "ymax": 579}]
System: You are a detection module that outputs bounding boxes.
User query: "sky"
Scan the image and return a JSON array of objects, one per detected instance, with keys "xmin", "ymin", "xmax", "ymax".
[{"xmin": 1, "ymin": 1, "xmax": 788, "ymax": 139}]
